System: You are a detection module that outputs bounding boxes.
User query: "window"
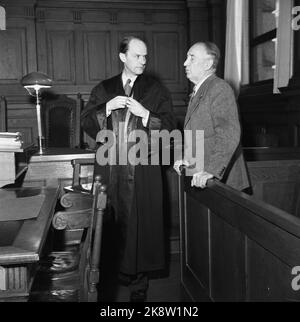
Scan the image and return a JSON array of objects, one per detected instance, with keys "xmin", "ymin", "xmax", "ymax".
[{"xmin": 250, "ymin": 0, "xmax": 278, "ymax": 83}]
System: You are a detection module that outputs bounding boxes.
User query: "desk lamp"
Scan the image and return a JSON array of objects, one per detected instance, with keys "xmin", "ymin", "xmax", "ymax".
[{"xmin": 21, "ymin": 72, "xmax": 52, "ymax": 154}]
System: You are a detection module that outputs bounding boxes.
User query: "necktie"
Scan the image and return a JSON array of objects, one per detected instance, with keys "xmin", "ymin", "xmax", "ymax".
[
  {"xmin": 124, "ymin": 79, "xmax": 132, "ymax": 141},
  {"xmin": 188, "ymin": 86, "xmax": 197, "ymax": 107},
  {"xmin": 124, "ymin": 79, "xmax": 132, "ymax": 97},
  {"xmin": 191, "ymin": 86, "xmax": 197, "ymax": 99}
]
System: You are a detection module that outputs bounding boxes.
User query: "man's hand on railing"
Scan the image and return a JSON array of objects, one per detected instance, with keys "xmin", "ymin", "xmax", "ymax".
[
  {"xmin": 174, "ymin": 159, "xmax": 190, "ymax": 175},
  {"xmin": 191, "ymin": 171, "xmax": 214, "ymax": 189}
]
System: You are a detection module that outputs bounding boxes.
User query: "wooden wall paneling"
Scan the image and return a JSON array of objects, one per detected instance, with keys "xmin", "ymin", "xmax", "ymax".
[
  {"xmin": 185, "ymin": 195, "xmax": 210, "ymax": 289},
  {"xmin": 186, "ymin": 0, "xmax": 210, "ymax": 45},
  {"xmin": 36, "ymin": 8, "xmax": 47, "ymax": 74},
  {"xmin": 23, "ymin": 5, "xmax": 38, "ymax": 74},
  {"xmin": 75, "ymin": 10, "xmax": 110, "ymax": 85},
  {"xmin": 210, "ymin": 213, "xmax": 246, "ymax": 301},
  {"xmin": 152, "ymin": 31, "xmax": 180, "ymax": 85},
  {"xmin": 149, "ymin": 24, "xmax": 187, "ymax": 93},
  {"xmin": 109, "ymin": 28, "xmax": 120, "ymax": 77},
  {"xmin": 247, "ymin": 238, "xmax": 297, "ymax": 301},
  {"xmin": 207, "ymin": 0, "xmax": 226, "ymax": 76},
  {"xmin": 287, "ymin": 99, "xmax": 300, "ymax": 147},
  {"xmin": 46, "ymin": 27, "xmax": 76, "ymax": 84},
  {"xmin": 82, "ymin": 29, "xmax": 112, "ymax": 84},
  {"xmin": 161, "ymin": 167, "xmax": 181, "ymax": 254},
  {"xmin": 36, "ymin": 6, "xmax": 77, "ymax": 84},
  {"xmin": 239, "ymin": 82, "xmax": 300, "ymax": 148},
  {"xmin": 74, "ymin": 15, "xmax": 84, "ymax": 85},
  {"xmin": 240, "ymin": 97, "xmax": 291, "ymax": 147},
  {"xmin": 0, "ymin": 3, "xmax": 37, "ymax": 87},
  {"xmin": 247, "ymin": 160, "xmax": 300, "ymax": 218},
  {"xmin": 181, "ymin": 178, "xmax": 300, "ymax": 301},
  {"xmin": 7, "ymin": 104, "xmax": 37, "ymax": 145},
  {"xmin": 145, "ymin": 29, "xmax": 155, "ymax": 73},
  {"xmin": 0, "ymin": 19, "xmax": 35, "ymax": 85},
  {"xmin": 202, "ymin": 193, "xmax": 300, "ymax": 270},
  {"xmin": 13, "ymin": 1, "xmax": 189, "ymax": 121},
  {"xmin": 117, "ymin": 9, "xmax": 145, "ymax": 24},
  {"xmin": 180, "ymin": 192, "xmax": 211, "ymax": 301}
]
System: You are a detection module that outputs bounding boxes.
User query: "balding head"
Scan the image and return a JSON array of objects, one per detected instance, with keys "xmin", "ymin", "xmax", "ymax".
[
  {"xmin": 184, "ymin": 42, "xmax": 220, "ymax": 85},
  {"xmin": 199, "ymin": 42, "xmax": 220, "ymax": 70}
]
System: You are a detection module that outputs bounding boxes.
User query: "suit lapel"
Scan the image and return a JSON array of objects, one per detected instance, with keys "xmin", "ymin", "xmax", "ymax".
[
  {"xmin": 184, "ymin": 74, "xmax": 217, "ymax": 127},
  {"xmin": 184, "ymin": 90, "xmax": 203, "ymax": 127}
]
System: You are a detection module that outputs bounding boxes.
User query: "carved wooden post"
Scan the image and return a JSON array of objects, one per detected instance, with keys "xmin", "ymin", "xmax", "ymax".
[{"xmin": 87, "ymin": 175, "xmax": 107, "ymax": 301}]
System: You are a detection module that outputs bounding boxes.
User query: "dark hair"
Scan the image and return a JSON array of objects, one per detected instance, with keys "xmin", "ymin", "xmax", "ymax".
[
  {"xmin": 119, "ymin": 36, "xmax": 146, "ymax": 54},
  {"xmin": 202, "ymin": 42, "xmax": 220, "ymax": 71}
]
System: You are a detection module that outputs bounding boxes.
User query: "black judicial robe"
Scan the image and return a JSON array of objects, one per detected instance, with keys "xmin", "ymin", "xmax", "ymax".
[{"xmin": 81, "ymin": 73, "xmax": 176, "ymax": 275}]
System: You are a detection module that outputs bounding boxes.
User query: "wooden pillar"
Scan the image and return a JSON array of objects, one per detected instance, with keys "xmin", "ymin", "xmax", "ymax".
[
  {"xmin": 208, "ymin": 0, "xmax": 226, "ymax": 77},
  {"xmin": 186, "ymin": 0, "xmax": 227, "ymax": 76},
  {"xmin": 186, "ymin": 0, "xmax": 210, "ymax": 45}
]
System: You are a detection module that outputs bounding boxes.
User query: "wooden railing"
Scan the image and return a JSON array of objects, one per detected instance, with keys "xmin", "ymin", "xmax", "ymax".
[{"xmin": 180, "ymin": 176, "xmax": 300, "ymax": 302}]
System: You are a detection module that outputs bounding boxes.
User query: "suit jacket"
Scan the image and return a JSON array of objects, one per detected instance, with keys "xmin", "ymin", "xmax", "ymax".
[{"xmin": 184, "ymin": 74, "xmax": 250, "ymax": 191}]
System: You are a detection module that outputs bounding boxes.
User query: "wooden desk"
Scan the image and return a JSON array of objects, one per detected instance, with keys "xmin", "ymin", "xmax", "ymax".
[
  {"xmin": 0, "ymin": 186, "xmax": 59, "ymax": 301},
  {"xmin": 23, "ymin": 148, "xmax": 95, "ymax": 192}
]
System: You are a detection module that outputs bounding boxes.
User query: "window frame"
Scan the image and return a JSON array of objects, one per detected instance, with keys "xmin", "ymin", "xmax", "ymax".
[{"xmin": 249, "ymin": 0, "xmax": 278, "ymax": 85}]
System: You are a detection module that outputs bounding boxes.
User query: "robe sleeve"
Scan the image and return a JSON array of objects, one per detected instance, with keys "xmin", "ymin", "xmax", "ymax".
[
  {"xmin": 142, "ymin": 83, "xmax": 176, "ymax": 132},
  {"xmin": 81, "ymin": 84, "xmax": 108, "ymax": 140}
]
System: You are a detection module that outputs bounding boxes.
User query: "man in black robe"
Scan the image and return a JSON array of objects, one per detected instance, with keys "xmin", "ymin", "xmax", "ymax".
[{"xmin": 81, "ymin": 36, "xmax": 176, "ymax": 301}]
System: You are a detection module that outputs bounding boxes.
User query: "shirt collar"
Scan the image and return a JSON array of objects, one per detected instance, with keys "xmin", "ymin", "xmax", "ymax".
[
  {"xmin": 193, "ymin": 73, "xmax": 214, "ymax": 95},
  {"xmin": 122, "ymin": 72, "xmax": 138, "ymax": 87}
]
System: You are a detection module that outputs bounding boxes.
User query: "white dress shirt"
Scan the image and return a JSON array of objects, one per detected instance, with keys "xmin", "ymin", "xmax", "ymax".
[
  {"xmin": 193, "ymin": 73, "xmax": 214, "ymax": 97},
  {"xmin": 106, "ymin": 73, "xmax": 149, "ymax": 126}
]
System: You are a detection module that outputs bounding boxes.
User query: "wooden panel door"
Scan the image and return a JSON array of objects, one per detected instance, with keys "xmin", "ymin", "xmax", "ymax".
[
  {"xmin": 82, "ymin": 30, "xmax": 112, "ymax": 84},
  {"xmin": 0, "ymin": 14, "xmax": 36, "ymax": 86},
  {"xmin": 46, "ymin": 29, "xmax": 76, "ymax": 84}
]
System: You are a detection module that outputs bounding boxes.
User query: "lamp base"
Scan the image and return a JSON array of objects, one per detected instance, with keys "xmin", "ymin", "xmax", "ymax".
[{"xmin": 37, "ymin": 136, "xmax": 46, "ymax": 155}]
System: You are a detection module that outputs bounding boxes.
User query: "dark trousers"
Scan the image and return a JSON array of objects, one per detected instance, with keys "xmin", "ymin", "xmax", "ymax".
[{"xmin": 119, "ymin": 272, "xmax": 149, "ymax": 293}]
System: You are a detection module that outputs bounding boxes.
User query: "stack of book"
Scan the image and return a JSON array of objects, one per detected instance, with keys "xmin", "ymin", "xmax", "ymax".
[{"xmin": 0, "ymin": 132, "xmax": 23, "ymax": 151}]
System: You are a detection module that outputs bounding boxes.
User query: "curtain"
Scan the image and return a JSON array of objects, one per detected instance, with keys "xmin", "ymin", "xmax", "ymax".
[
  {"xmin": 224, "ymin": 0, "xmax": 249, "ymax": 97},
  {"xmin": 274, "ymin": 0, "xmax": 293, "ymax": 94},
  {"xmin": 0, "ymin": 6, "xmax": 5, "ymax": 31}
]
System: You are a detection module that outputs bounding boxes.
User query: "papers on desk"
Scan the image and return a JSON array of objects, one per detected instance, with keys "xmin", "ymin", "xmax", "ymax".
[
  {"xmin": 0, "ymin": 266, "xmax": 6, "ymax": 290},
  {"xmin": 0, "ymin": 194, "xmax": 45, "ymax": 221},
  {"xmin": 0, "ymin": 132, "xmax": 23, "ymax": 150}
]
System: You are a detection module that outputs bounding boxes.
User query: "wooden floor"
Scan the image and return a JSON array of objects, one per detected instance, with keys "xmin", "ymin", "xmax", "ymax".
[{"xmin": 101, "ymin": 254, "xmax": 183, "ymax": 302}]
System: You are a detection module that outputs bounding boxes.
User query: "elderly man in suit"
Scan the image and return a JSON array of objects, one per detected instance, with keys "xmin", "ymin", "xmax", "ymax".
[{"xmin": 174, "ymin": 42, "xmax": 249, "ymax": 191}]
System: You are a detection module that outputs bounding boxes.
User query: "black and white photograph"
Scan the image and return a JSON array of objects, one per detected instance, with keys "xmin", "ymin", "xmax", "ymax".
[{"xmin": 0, "ymin": 0, "xmax": 300, "ymax": 308}]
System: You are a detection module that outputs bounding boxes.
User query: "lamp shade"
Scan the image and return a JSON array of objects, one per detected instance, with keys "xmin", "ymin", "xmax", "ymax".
[{"xmin": 21, "ymin": 72, "xmax": 52, "ymax": 87}]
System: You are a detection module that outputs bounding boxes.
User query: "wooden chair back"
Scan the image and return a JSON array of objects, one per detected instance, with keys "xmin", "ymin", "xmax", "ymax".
[
  {"xmin": 42, "ymin": 93, "xmax": 83, "ymax": 148},
  {"xmin": 52, "ymin": 175, "xmax": 107, "ymax": 302}
]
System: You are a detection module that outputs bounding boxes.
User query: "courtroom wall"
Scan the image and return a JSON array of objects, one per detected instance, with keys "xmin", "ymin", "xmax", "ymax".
[{"xmin": 0, "ymin": 0, "xmax": 225, "ymax": 145}]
